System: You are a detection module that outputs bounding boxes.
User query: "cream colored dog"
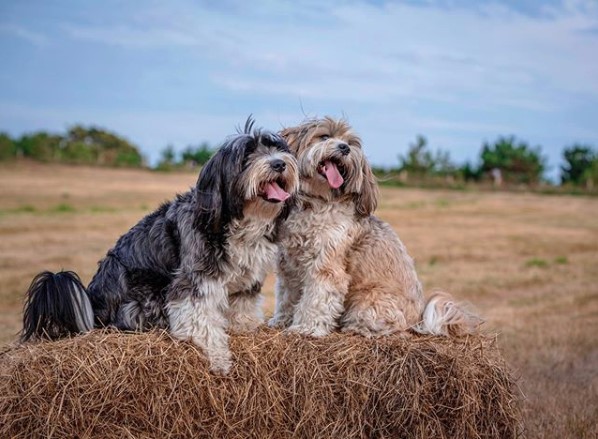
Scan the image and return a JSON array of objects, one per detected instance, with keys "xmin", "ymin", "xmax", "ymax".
[{"xmin": 269, "ymin": 117, "xmax": 481, "ymax": 337}]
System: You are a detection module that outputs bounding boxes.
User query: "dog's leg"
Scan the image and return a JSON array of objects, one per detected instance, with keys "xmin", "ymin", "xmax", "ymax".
[
  {"xmin": 226, "ymin": 283, "xmax": 264, "ymax": 332},
  {"xmin": 268, "ymin": 275, "xmax": 301, "ymax": 329},
  {"xmin": 167, "ymin": 276, "xmax": 232, "ymax": 374},
  {"xmin": 287, "ymin": 261, "xmax": 350, "ymax": 337}
]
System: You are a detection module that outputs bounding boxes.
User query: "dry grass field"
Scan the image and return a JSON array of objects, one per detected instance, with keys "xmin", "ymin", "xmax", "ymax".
[{"xmin": 1, "ymin": 161, "xmax": 597, "ymax": 438}]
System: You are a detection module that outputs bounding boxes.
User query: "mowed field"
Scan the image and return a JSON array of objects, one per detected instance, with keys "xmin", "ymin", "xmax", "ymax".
[{"xmin": 1, "ymin": 162, "xmax": 597, "ymax": 438}]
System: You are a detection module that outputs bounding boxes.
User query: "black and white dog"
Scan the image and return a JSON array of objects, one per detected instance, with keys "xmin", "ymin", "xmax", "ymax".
[{"xmin": 22, "ymin": 119, "xmax": 299, "ymax": 373}]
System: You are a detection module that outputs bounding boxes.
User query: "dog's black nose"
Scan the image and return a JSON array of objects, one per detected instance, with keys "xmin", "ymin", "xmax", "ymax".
[
  {"xmin": 270, "ymin": 159, "xmax": 286, "ymax": 173},
  {"xmin": 338, "ymin": 143, "xmax": 350, "ymax": 156}
]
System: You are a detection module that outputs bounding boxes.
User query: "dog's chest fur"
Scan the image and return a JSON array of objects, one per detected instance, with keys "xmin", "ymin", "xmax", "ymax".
[
  {"xmin": 225, "ymin": 216, "xmax": 278, "ymax": 293},
  {"xmin": 280, "ymin": 199, "xmax": 357, "ymax": 267}
]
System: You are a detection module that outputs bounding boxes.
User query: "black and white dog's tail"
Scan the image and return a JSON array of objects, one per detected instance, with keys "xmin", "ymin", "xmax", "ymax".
[{"xmin": 21, "ymin": 271, "xmax": 94, "ymax": 342}]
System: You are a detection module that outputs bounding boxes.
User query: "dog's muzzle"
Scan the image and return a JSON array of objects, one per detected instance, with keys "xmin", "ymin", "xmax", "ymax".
[
  {"xmin": 318, "ymin": 158, "xmax": 345, "ymax": 190},
  {"xmin": 338, "ymin": 143, "xmax": 350, "ymax": 156},
  {"xmin": 262, "ymin": 159, "xmax": 291, "ymax": 203},
  {"xmin": 270, "ymin": 159, "xmax": 287, "ymax": 173}
]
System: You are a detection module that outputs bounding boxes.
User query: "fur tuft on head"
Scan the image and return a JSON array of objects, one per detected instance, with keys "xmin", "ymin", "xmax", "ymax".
[{"xmin": 238, "ymin": 115, "xmax": 257, "ymax": 136}]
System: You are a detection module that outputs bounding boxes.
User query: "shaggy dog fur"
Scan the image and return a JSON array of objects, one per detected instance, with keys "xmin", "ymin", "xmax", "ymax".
[
  {"xmin": 22, "ymin": 119, "xmax": 299, "ymax": 373},
  {"xmin": 269, "ymin": 117, "xmax": 481, "ymax": 337}
]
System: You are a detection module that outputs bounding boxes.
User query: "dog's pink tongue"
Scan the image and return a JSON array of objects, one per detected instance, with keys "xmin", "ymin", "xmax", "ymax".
[
  {"xmin": 265, "ymin": 181, "xmax": 290, "ymax": 202},
  {"xmin": 323, "ymin": 160, "xmax": 344, "ymax": 189}
]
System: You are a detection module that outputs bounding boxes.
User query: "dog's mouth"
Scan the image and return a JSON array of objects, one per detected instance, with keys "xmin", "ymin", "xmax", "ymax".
[
  {"xmin": 260, "ymin": 178, "xmax": 290, "ymax": 203},
  {"xmin": 318, "ymin": 159, "xmax": 346, "ymax": 189}
]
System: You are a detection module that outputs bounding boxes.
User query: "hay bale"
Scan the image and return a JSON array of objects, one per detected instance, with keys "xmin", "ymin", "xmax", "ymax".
[{"xmin": 0, "ymin": 328, "xmax": 521, "ymax": 438}]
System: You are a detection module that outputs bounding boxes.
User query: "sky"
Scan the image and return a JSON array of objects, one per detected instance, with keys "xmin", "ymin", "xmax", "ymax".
[{"xmin": 1, "ymin": 0, "xmax": 598, "ymax": 179}]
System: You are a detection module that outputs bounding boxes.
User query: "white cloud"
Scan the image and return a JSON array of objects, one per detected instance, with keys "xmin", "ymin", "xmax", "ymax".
[
  {"xmin": 59, "ymin": 0, "xmax": 598, "ymax": 111},
  {"xmin": 0, "ymin": 23, "xmax": 49, "ymax": 47},
  {"xmin": 61, "ymin": 24, "xmax": 200, "ymax": 49}
]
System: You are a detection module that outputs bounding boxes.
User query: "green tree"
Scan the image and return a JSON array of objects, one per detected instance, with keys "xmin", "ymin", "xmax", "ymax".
[
  {"xmin": 0, "ymin": 132, "xmax": 16, "ymax": 161},
  {"xmin": 15, "ymin": 132, "xmax": 62, "ymax": 162},
  {"xmin": 460, "ymin": 161, "xmax": 482, "ymax": 182},
  {"xmin": 399, "ymin": 135, "xmax": 457, "ymax": 179},
  {"xmin": 480, "ymin": 136, "xmax": 545, "ymax": 184},
  {"xmin": 61, "ymin": 125, "xmax": 144, "ymax": 166},
  {"xmin": 2, "ymin": 126, "xmax": 143, "ymax": 167},
  {"xmin": 60, "ymin": 141, "xmax": 95, "ymax": 163},
  {"xmin": 561, "ymin": 144, "xmax": 596, "ymax": 185},
  {"xmin": 180, "ymin": 142, "xmax": 214, "ymax": 167},
  {"xmin": 156, "ymin": 144, "xmax": 177, "ymax": 170},
  {"xmin": 432, "ymin": 149, "xmax": 456, "ymax": 177},
  {"xmin": 398, "ymin": 135, "xmax": 435, "ymax": 176},
  {"xmin": 115, "ymin": 150, "xmax": 144, "ymax": 167},
  {"xmin": 581, "ymin": 158, "xmax": 598, "ymax": 189}
]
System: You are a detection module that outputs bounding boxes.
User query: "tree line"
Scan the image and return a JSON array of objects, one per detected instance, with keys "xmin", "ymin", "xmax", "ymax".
[
  {"xmin": 0, "ymin": 126, "xmax": 144, "ymax": 167},
  {"xmin": 1, "ymin": 126, "xmax": 596, "ymax": 189},
  {"xmin": 155, "ymin": 142, "xmax": 214, "ymax": 171},
  {"xmin": 0, "ymin": 126, "xmax": 217, "ymax": 172},
  {"xmin": 380, "ymin": 135, "xmax": 597, "ymax": 188}
]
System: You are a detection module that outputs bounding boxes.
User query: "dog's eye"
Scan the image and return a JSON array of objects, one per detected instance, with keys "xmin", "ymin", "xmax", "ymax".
[
  {"xmin": 320, "ymin": 135, "xmax": 330, "ymax": 141},
  {"xmin": 261, "ymin": 135, "xmax": 275, "ymax": 148}
]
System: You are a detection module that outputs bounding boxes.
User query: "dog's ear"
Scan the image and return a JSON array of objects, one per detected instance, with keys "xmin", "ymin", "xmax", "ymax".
[
  {"xmin": 279, "ymin": 127, "xmax": 300, "ymax": 153},
  {"xmin": 278, "ymin": 193, "xmax": 297, "ymax": 222},
  {"xmin": 281, "ymin": 120, "xmax": 320, "ymax": 156},
  {"xmin": 354, "ymin": 157, "xmax": 379, "ymax": 217},
  {"xmin": 273, "ymin": 194, "xmax": 297, "ymax": 239},
  {"xmin": 194, "ymin": 139, "xmax": 247, "ymax": 235}
]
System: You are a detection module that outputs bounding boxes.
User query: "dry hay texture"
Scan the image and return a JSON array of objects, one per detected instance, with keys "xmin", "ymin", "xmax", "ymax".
[{"xmin": 0, "ymin": 328, "xmax": 522, "ymax": 439}]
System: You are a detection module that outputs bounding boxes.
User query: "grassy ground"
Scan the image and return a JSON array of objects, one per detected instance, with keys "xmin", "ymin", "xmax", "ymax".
[{"xmin": 1, "ymin": 161, "xmax": 597, "ymax": 438}]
